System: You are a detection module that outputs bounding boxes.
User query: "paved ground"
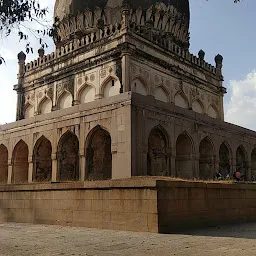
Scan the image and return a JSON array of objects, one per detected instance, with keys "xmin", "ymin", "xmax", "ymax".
[{"xmin": 0, "ymin": 223, "xmax": 255, "ymax": 256}]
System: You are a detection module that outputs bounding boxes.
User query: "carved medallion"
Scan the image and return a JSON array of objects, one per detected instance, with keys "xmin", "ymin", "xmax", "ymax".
[
  {"xmin": 144, "ymin": 71, "xmax": 149, "ymax": 80},
  {"xmin": 90, "ymin": 74, "xmax": 95, "ymax": 82},
  {"xmin": 100, "ymin": 69, "xmax": 107, "ymax": 78},
  {"xmin": 131, "ymin": 65, "xmax": 136, "ymax": 73},
  {"xmin": 78, "ymin": 78, "xmax": 83, "ymax": 86}
]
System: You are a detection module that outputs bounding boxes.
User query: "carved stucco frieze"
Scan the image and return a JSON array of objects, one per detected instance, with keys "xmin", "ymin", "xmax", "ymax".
[
  {"xmin": 56, "ymin": 77, "xmax": 75, "ymax": 99},
  {"xmin": 47, "ymin": 84, "xmax": 54, "ymax": 101}
]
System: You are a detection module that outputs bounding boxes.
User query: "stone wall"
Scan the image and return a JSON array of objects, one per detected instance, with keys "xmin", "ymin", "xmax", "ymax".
[
  {"xmin": 157, "ymin": 180, "xmax": 256, "ymax": 232},
  {"xmin": 0, "ymin": 93, "xmax": 132, "ymax": 184},
  {"xmin": 131, "ymin": 93, "xmax": 256, "ymax": 180},
  {"xmin": 0, "ymin": 179, "xmax": 158, "ymax": 232},
  {"xmin": 0, "ymin": 178, "xmax": 256, "ymax": 233}
]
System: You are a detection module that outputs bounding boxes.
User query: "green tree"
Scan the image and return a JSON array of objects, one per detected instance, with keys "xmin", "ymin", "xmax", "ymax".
[{"xmin": 0, "ymin": 0, "xmax": 55, "ymax": 64}]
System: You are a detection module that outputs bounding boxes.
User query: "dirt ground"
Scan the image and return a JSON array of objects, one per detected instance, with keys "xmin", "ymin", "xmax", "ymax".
[{"xmin": 0, "ymin": 222, "xmax": 255, "ymax": 256}]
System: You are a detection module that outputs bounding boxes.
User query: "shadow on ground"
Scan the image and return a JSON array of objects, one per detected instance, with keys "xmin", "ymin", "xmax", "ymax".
[{"xmin": 175, "ymin": 222, "xmax": 256, "ymax": 239}]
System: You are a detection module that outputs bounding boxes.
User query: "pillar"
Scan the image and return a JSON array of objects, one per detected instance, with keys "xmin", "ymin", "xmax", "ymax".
[
  {"xmin": 193, "ymin": 154, "xmax": 200, "ymax": 179},
  {"xmin": 122, "ymin": 52, "xmax": 131, "ymax": 92},
  {"xmin": 231, "ymin": 157, "xmax": 236, "ymax": 175},
  {"xmin": 28, "ymin": 156, "xmax": 33, "ymax": 183},
  {"xmin": 80, "ymin": 154, "xmax": 86, "ymax": 181},
  {"xmin": 51, "ymin": 153, "xmax": 58, "ymax": 182},
  {"xmin": 7, "ymin": 160, "xmax": 12, "ymax": 184},
  {"xmin": 214, "ymin": 154, "xmax": 220, "ymax": 176},
  {"xmin": 170, "ymin": 147, "xmax": 176, "ymax": 177},
  {"xmin": 16, "ymin": 51, "xmax": 26, "ymax": 121}
]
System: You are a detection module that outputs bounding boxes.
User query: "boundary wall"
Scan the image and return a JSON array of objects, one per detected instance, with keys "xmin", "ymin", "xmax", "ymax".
[{"xmin": 0, "ymin": 178, "xmax": 255, "ymax": 233}]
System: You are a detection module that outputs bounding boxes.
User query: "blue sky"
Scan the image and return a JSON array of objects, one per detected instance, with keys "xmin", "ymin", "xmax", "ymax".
[
  {"xmin": 190, "ymin": 0, "xmax": 255, "ymax": 93},
  {"xmin": 0, "ymin": 0, "xmax": 256, "ymax": 129}
]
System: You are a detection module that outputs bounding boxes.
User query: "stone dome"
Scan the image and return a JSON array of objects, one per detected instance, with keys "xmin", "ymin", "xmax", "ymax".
[
  {"xmin": 54, "ymin": 0, "xmax": 190, "ymax": 23},
  {"xmin": 54, "ymin": 0, "xmax": 190, "ymax": 49}
]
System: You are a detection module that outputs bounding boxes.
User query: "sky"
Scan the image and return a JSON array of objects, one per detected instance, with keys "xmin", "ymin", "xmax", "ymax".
[{"xmin": 0, "ymin": 0, "xmax": 256, "ymax": 130}]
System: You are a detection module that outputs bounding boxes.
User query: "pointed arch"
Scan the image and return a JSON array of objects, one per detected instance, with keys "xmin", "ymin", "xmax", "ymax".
[
  {"xmin": 174, "ymin": 91, "xmax": 189, "ymax": 109},
  {"xmin": 175, "ymin": 131, "xmax": 194, "ymax": 179},
  {"xmin": 236, "ymin": 145, "xmax": 248, "ymax": 179},
  {"xmin": 192, "ymin": 99, "xmax": 204, "ymax": 114},
  {"xmin": 57, "ymin": 90, "xmax": 73, "ymax": 109},
  {"xmin": 12, "ymin": 140, "xmax": 29, "ymax": 183},
  {"xmin": 38, "ymin": 96, "xmax": 52, "ymax": 115},
  {"xmin": 100, "ymin": 76, "xmax": 120, "ymax": 98},
  {"xmin": 147, "ymin": 125, "xmax": 169, "ymax": 176},
  {"xmin": 154, "ymin": 85, "xmax": 170, "ymax": 103},
  {"xmin": 77, "ymin": 83, "xmax": 96, "ymax": 104},
  {"xmin": 57, "ymin": 131, "xmax": 79, "ymax": 181},
  {"xmin": 24, "ymin": 102, "xmax": 34, "ymax": 119},
  {"xmin": 131, "ymin": 77, "xmax": 148, "ymax": 96},
  {"xmin": 208, "ymin": 104, "xmax": 218, "ymax": 119},
  {"xmin": 199, "ymin": 137, "xmax": 214, "ymax": 180},
  {"xmin": 0, "ymin": 144, "xmax": 8, "ymax": 183},
  {"xmin": 33, "ymin": 136, "xmax": 52, "ymax": 182},
  {"xmin": 219, "ymin": 141, "xmax": 232, "ymax": 177},
  {"xmin": 85, "ymin": 125, "xmax": 112, "ymax": 181}
]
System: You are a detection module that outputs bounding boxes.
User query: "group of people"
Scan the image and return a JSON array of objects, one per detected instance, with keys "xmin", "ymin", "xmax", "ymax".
[{"xmin": 215, "ymin": 170, "xmax": 244, "ymax": 181}]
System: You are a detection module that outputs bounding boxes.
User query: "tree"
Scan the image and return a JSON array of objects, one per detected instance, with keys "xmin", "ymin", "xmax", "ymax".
[{"xmin": 0, "ymin": 0, "xmax": 56, "ymax": 64}]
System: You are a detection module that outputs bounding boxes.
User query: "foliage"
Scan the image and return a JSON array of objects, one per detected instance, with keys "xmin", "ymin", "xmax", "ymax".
[{"xmin": 0, "ymin": 0, "xmax": 55, "ymax": 56}]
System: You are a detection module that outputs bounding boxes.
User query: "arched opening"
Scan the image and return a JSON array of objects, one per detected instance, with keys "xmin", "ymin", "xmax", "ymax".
[
  {"xmin": 131, "ymin": 78, "xmax": 147, "ymax": 96},
  {"xmin": 24, "ymin": 104, "xmax": 34, "ymax": 119},
  {"xmin": 208, "ymin": 105, "xmax": 218, "ymax": 119},
  {"xmin": 174, "ymin": 93, "xmax": 189, "ymax": 109},
  {"xmin": 86, "ymin": 127, "xmax": 112, "ymax": 180},
  {"xmin": 175, "ymin": 133, "xmax": 193, "ymax": 179},
  {"xmin": 192, "ymin": 100, "xmax": 204, "ymax": 114},
  {"xmin": 33, "ymin": 136, "xmax": 52, "ymax": 182},
  {"xmin": 219, "ymin": 142, "xmax": 231, "ymax": 177},
  {"xmin": 0, "ymin": 144, "xmax": 8, "ymax": 183},
  {"xmin": 155, "ymin": 87, "xmax": 168, "ymax": 103},
  {"xmin": 103, "ymin": 78, "xmax": 120, "ymax": 98},
  {"xmin": 57, "ymin": 132, "xmax": 79, "ymax": 181},
  {"xmin": 147, "ymin": 127, "xmax": 168, "ymax": 176},
  {"xmin": 12, "ymin": 140, "xmax": 29, "ymax": 183},
  {"xmin": 251, "ymin": 149, "xmax": 256, "ymax": 180},
  {"xmin": 39, "ymin": 98, "xmax": 52, "ymax": 114},
  {"xmin": 236, "ymin": 146, "xmax": 248, "ymax": 179},
  {"xmin": 79, "ymin": 85, "xmax": 95, "ymax": 104},
  {"xmin": 58, "ymin": 91, "xmax": 73, "ymax": 109},
  {"xmin": 199, "ymin": 138, "xmax": 214, "ymax": 180}
]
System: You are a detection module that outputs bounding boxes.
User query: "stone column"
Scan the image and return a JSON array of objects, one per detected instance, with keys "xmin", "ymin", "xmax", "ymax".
[
  {"xmin": 28, "ymin": 156, "xmax": 33, "ymax": 183},
  {"xmin": 7, "ymin": 160, "xmax": 13, "ymax": 184},
  {"xmin": 231, "ymin": 157, "xmax": 236, "ymax": 176},
  {"xmin": 247, "ymin": 161, "xmax": 252, "ymax": 181},
  {"xmin": 80, "ymin": 154, "xmax": 86, "ymax": 181},
  {"xmin": 193, "ymin": 154, "xmax": 200, "ymax": 179},
  {"xmin": 121, "ymin": 52, "xmax": 131, "ymax": 92},
  {"xmin": 214, "ymin": 154, "xmax": 219, "ymax": 177},
  {"xmin": 16, "ymin": 51, "xmax": 26, "ymax": 121},
  {"xmin": 51, "ymin": 153, "xmax": 58, "ymax": 182},
  {"xmin": 170, "ymin": 147, "xmax": 176, "ymax": 177}
]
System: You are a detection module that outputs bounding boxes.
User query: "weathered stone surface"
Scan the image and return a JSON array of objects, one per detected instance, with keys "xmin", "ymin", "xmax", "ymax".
[{"xmin": 0, "ymin": 178, "xmax": 256, "ymax": 233}]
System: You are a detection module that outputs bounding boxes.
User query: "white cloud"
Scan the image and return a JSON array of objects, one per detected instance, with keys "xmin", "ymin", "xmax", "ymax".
[{"xmin": 225, "ymin": 71, "xmax": 256, "ymax": 131}]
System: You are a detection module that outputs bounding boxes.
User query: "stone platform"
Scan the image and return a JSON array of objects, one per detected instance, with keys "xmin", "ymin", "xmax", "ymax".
[{"xmin": 0, "ymin": 177, "xmax": 256, "ymax": 233}]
